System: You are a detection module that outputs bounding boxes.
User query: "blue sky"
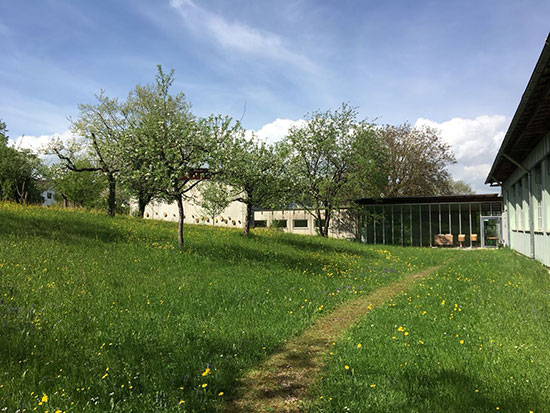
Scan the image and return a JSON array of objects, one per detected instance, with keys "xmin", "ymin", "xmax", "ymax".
[{"xmin": 1, "ymin": 0, "xmax": 549, "ymax": 192}]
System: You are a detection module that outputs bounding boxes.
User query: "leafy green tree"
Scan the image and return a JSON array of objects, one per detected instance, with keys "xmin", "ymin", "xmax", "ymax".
[
  {"xmin": 0, "ymin": 121, "xmax": 43, "ymax": 204},
  {"xmin": 116, "ymin": 82, "xmax": 167, "ymax": 218},
  {"xmin": 209, "ymin": 137, "xmax": 291, "ymax": 235},
  {"xmin": 380, "ymin": 123, "xmax": 456, "ymax": 197},
  {"xmin": 48, "ymin": 93, "xmax": 124, "ymax": 216},
  {"xmin": 198, "ymin": 181, "xmax": 231, "ymax": 225},
  {"xmin": 133, "ymin": 66, "xmax": 237, "ymax": 247},
  {"xmin": 47, "ymin": 161, "xmax": 106, "ymax": 208},
  {"xmin": 445, "ymin": 179, "xmax": 475, "ymax": 195},
  {"xmin": 0, "ymin": 119, "xmax": 7, "ymax": 145},
  {"xmin": 285, "ymin": 103, "xmax": 386, "ymax": 237}
]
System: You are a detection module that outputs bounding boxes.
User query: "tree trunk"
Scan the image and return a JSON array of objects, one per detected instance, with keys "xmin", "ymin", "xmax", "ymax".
[
  {"xmin": 323, "ymin": 210, "xmax": 331, "ymax": 238},
  {"xmin": 62, "ymin": 194, "xmax": 68, "ymax": 208},
  {"xmin": 243, "ymin": 202, "xmax": 253, "ymax": 236},
  {"xmin": 316, "ymin": 208, "xmax": 326, "ymax": 237},
  {"xmin": 176, "ymin": 194, "xmax": 184, "ymax": 247},
  {"xmin": 107, "ymin": 174, "xmax": 116, "ymax": 217},
  {"xmin": 137, "ymin": 196, "xmax": 147, "ymax": 218}
]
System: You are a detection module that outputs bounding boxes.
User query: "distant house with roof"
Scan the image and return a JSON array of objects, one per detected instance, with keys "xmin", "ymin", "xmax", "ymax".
[{"xmin": 486, "ymin": 33, "xmax": 550, "ymax": 267}]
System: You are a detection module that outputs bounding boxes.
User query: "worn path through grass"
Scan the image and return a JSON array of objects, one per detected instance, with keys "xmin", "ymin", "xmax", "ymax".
[{"xmin": 225, "ymin": 264, "xmax": 446, "ymax": 412}]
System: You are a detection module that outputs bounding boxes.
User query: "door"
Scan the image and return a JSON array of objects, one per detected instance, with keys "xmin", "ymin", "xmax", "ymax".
[{"xmin": 481, "ymin": 216, "xmax": 502, "ymax": 248}]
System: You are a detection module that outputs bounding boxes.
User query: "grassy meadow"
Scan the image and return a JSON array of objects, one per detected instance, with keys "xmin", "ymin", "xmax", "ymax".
[
  {"xmin": 311, "ymin": 249, "xmax": 550, "ymax": 412},
  {"xmin": 0, "ymin": 203, "xmax": 448, "ymax": 412}
]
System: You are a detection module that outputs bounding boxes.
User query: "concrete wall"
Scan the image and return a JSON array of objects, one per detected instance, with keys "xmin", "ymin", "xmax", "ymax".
[
  {"xmin": 142, "ymin": 186, "xmax": 247, "ymax": 229},
  {"xmin": 137, "ymin": 184, "xmax": 358, "ymax": 239}
]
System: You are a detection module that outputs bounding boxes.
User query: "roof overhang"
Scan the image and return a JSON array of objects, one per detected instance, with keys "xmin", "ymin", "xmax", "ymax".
[
  {"xmin": 486, "ymin": 33, "xmax": 550, "ymax": 185},
  {"xmin": 356, "ymin": 194, "xmax": 502, "ymax": 205}
]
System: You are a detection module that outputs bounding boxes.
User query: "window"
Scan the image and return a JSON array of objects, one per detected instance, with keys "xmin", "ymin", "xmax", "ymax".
[
  {"xmin": 272, "ymin": 219, "xmax": 287, "ymax": 229},
  {"xmin": 254, "ymin": 220, "xmax": 267, "ymax": 228},
  {"xmin": 314, "ymin": 219, "xmax": 326, "ymax": 228},
  {"xmin": 508, "ymin": 187, "xmax": 516, "ymax": 230},
  {"xmin": 47, "ymin": 192, "xmax": 52, "ymax": 199},
  {"xmin": 523, "ymin": 176, "xmax": 529, "ymax": 230},
  {"xmin": 534, "ymin": 165, "xmax": 543, "ymax": 231},
  {"xmin": 516, "ymin": 180, "xmax": 524, "ymax": 230},
  {"xmin": 293, "ymin": 219, "xmax": 308, "ymax": 228}
]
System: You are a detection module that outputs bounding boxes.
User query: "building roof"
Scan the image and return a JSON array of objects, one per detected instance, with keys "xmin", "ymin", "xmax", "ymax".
[
  {"xmin": 486, "ymin": 33, "xmax": 550, "ymax": 185},
  {"xmin": 356, "ymin": 193, "xmax": 502, "ymax": 205}
]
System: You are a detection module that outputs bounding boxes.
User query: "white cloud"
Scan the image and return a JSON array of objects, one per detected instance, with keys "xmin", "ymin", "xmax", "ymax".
[
  {"xmin": 8, "ymin": 130, "xmax": 74, "ymax": 164},
  {"xmin": 169, "ymin": 0, "xmax": 313, "ymax": 70},
  {"xmin": 414, "ymin": 115, "xmax": 509, "ymax": 193},
  {"xmin": 246, "ymin": 118, "xmax": 305, "ymax": 145}
]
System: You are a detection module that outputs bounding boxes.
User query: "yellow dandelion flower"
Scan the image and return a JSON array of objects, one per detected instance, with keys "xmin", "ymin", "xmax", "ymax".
[
  {"xmin": 441, "ymin": 300, "xmax": 445, "ymax": 306},
  {"xmin": 357, "ymin": 343, "xmax": 362, "ymax": 348},
  {"xmin": 460, "ymin": 340, "xmax": 464, "ymax": 344},
  {"xmin": 201, "ymin": 368, "xmax": 211, "ymax": 376},
  {"xmin": 179, "ymin": 400, "xmax": 185, "ymax": 404},
  {"xmin": 344, "ymin": 365, "xmax": 350, "ymax": 370},
  {"xmin": 404, "ymin": 331, "xmax": 409, "ymax": 336},
  {"xmin": 201, "ymin": 383, "xmax": 208, "ymax": 388},
  {"xmin": 218, "ymin": 392, "xmax": 224, "ymax": 396},
  {"xmin": 41, "ymin": 394, "xmax": 48, "ymax": 403},
  {"xmin": 370, "ymin": 384, "xmax": 376, "ymax": 388}
]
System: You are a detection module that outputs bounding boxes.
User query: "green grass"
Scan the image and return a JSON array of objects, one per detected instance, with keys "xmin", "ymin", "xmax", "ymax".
[
  {"xmin": 311, "ymin": 249, "xmax": 550, "ymax": 412},
  {"xmin": 0, "ymin": 203, "xmax": 448, "ymax": 412}
]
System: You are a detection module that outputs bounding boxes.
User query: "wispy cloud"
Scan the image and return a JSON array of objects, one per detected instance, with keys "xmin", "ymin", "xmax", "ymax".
[
  {"xmin": 168, "ymin": 0, "xmax": 314, "ymax": 70},
  {"xmin": 0, "ymin": 22, "xmax": 12, "ymax": 37}
]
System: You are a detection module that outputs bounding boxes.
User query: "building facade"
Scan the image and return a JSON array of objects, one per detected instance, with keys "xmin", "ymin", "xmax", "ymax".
[
  {"xmin": 486, "ymin": 34, "xmax": 550, "ymax": 267},
  {"xmin": 357, "ymin": 195, "xmax": 503, "ymax": 248}
]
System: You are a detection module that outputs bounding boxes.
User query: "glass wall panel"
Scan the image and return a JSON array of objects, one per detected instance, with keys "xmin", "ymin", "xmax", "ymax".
[
  {"xmin": 460, "ymin": 204, "xmax": 471, "ymax": 245},
  {"xmin": 450, "ymin": 204, "xmax": 460, "ymax": 247},
  {"xmin": 374, "ymin": 206, "xmax": 383, "ymax": 244},
  {"xmin": 421, "ymin": 205, "xmax": 431, "ymax": 246},
  {"xmin": 471, "ymin": 203, "xmax": 481, "ymax": 246},
  {"xmin": 402, "ymin": 205, "xmax": 411, "ymax": 246},
  {"xmin": 411, "ymin": 205, "xmax": 421, "ymax": 246},
  {"xmin": 440, "ymin": 204, "xmax": 450, "ymax": 234}
]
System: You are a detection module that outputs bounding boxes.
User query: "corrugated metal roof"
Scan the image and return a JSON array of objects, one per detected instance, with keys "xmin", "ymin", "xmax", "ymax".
[{"xmin": 486, "ymin": 33, "xmax": 550, "ymax": 184}]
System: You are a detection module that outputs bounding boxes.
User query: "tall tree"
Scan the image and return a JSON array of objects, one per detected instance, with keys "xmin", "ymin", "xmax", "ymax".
[
  {"xmin": 285, "ymin": 103, "xmax": 386, "ymax": 237},
  {"xmin": 445, "ymin": 179, "xmax": 475, "ymax": 195},
  {"xmin": 0, "ymin": 120, "xmax": 43, "ymax": 204},
  {"xmin": 380, "ymin": 123, "xmax": 456, "ymax": 197},
  {"xmin": 198, "ymin": 181, "xmax": 230, "ymax": 225},
  {"xmin": 118, "ymin": 84, "xmax": 163, "ymax": 218},
  {"xmin": 48, "ymin": 93, "xmax": 124, "ymax": 216},
  {"xmin": 135, "ymin": 66, "xmax": 236, "ymax": 247},
  {"xmin": 0, "ymin": 119, "xmax": 7, "ymax": 145},
  {"xmin": 46, "ymin": 161, "xmax": 106, "ymax": 208},
  {"xmin": 207, "ymin": 137, "xmax": 291, "ymax": 235}
]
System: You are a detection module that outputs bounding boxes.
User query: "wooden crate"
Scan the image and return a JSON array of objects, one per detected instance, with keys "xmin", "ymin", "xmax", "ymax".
[{"xmin": 434, "ymin": 234, "xmax": 453, "ymax": 246}]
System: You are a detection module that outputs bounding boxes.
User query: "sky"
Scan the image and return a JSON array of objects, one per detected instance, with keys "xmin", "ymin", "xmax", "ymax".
[{"xmin": 1, "ymin": 1, "xmax": 549, "ymax": 193}]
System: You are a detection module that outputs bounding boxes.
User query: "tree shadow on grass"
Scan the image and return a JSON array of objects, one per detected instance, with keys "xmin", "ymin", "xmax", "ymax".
[
  {"xmin": 378, "ymin": 369, "xmax": 542, "ymax": 413},
  {"xmin": 0, "ymin": 209, "xmax": 126, "ymax": 245}
]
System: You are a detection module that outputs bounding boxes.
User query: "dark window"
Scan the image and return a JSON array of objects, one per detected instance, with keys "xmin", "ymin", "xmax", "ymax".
[
  {"xmin": 47, "ymin": 192, "xmax": 52, "ymax": 199},
  {"xmin": 254, "ymin": 220, "xmax": 267, "ymax": 228},
  {"xmin": 293, "ymin": 219, "xmax": 308, "ymax": 228},
  {"xmin": 272, "ymin": 219, "xmax": 287, "ymax": 228}
]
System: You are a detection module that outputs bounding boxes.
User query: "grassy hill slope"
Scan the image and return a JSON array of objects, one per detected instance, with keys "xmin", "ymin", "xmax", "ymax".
[{"xmin": 0, "ymin": 203, "xmax": 448, "ymax": 412}]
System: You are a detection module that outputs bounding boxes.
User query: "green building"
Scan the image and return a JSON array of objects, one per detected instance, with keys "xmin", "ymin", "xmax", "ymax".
[{"xmin": 486, "ymin": 34, "xmax": 550, "ymax": 267}]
